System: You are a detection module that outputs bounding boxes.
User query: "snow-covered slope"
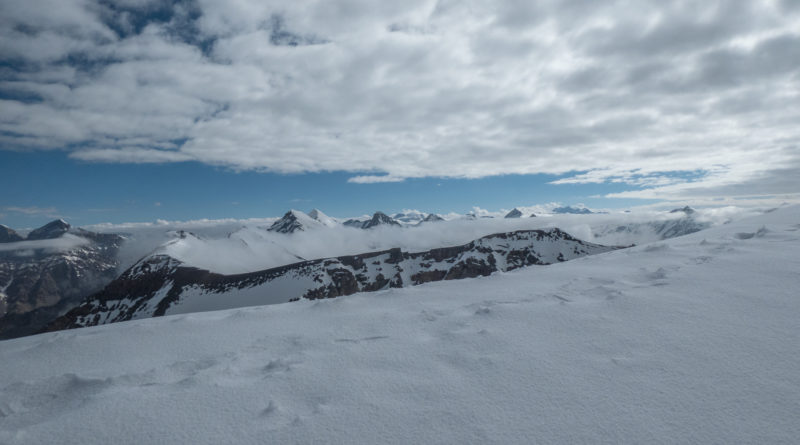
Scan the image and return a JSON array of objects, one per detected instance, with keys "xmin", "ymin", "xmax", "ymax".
[
  {"xmin": 47, "ymin": 229, "xmax": 616, "ymax": 330},
  {"xmin": 1, "ymin": 207, "xmax": 799, "ymax": 444},
  {"xmin": 392, "ymin": 210, "xmax": 427, "ymax": 224}
]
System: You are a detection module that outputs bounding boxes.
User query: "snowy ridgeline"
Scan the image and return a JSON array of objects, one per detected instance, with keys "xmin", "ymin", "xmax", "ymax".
[
  {"xmin": 0, "ymin": 206, "xmax": 730, "ymax": 340},
  {"xmin": 48, "ymin": 228, "xmax": 617, "ymax": 330},
  {"xmin": 1, "ymin": 206, "xmax": 798, "ymax": 444},
  {"xmin": 96, "ymin": 206, "xmax": 732, "ymax": 275}
]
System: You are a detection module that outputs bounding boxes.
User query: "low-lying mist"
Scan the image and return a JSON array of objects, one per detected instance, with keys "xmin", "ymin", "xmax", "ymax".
[{"xmin": 83, "ymin": 207, "xmax": 757, "ymax": 275}]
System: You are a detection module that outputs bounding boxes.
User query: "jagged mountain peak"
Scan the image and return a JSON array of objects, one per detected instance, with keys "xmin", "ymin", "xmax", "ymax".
[
  {"xmin": 268, "ymin": 210, "xmax": 312, "ymax": 233},
  {"xmin": 26, "ymin": 219, "xmax": 71, "ymax": 240},
  {"xmin": 505, "ymin": 208, "xmax": 523, "ymax": 218},
  {"xmin": 419, "ymin": 213, "xmax": 444, "ymax": 223},
  {"xmin": 362, "ymin": 211, "xmax": 401, "ymax": 229},
  {"xmin": 0, "ymin": 224, "xmax": 24, "ymax": 243}
]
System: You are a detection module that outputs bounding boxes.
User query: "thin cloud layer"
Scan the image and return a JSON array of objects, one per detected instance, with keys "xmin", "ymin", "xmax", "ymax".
[{"xmin": 1, "ymin": 0, "xmax": 799, "ymax": 201}]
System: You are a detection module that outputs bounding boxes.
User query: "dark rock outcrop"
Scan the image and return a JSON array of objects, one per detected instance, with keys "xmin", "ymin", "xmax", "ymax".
[
  {"xmin": 505, "ymin": 208, "xmax": 523, "ymax": 218},
  {"xmin": 0, "ymin": 227, "xmax": 124, "ymax": 339},
  {"xmin": 0, "ymin": 225, "xmax": 24, "ymax": 243},
  {"xmin": 268, "ymin": 211, "xmax": 306, "ymax": 233},
  {"xmin": 361, "ymin": 212, "xmax": 401, "ymax": 229}
]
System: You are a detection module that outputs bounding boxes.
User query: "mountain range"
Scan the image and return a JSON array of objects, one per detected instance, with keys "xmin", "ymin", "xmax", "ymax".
[
  {"xmin": 0, "ymin": 205, "xmax": 714, "ymax": 339},
  {"xmin": 46, "ymin": 228, "xmax": 618, "ymax": 332}
]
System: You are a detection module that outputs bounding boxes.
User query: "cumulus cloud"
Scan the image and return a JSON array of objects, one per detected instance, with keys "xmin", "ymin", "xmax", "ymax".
[{"xmin": 1, "ymin": 0, "xmax": 799, "ymax": 201}]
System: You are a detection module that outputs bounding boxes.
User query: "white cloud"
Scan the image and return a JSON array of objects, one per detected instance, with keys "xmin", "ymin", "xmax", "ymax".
[
  {"xmin": 347, "ymin": 175, "xmax": 406, "ymax": 184},
  {"xmin": 0, "ymin": 0, "xmax": 799, "ymax": 200},
  {"xmin": 2, "ymin": 206, "xmax": 61, "ymax": 218}
]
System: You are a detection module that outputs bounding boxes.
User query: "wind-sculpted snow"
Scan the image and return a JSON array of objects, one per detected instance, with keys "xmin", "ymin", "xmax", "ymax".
[
  {"xmin": 1, "ymin": 206, "xmax": 799, "ymax": 444},
  {"xmin": 47, "ymin": 229, "xmax": 617, "ymax": 331}
]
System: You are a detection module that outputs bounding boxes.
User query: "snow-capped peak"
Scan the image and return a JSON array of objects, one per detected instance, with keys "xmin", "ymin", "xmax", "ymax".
[
  {"xmin": 393, "ymin": 210, "xmax": 427, "ymax": 224},
  {"xmin": 26, "ymin": 219, "xmax": 71, "ymax": 240},
  {"xmin": 308, "ymin": 209, "xmax": 338, "ymax": 227},
  {"xmin": 268, "ymin": 210, "xmax": 331, "ymax": 234},
  {"xmin": 362, "ymin": 211, "xmax": 401, "ymax": 229}
]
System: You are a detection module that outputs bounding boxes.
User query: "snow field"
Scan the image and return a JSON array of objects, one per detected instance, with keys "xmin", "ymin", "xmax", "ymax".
[{"xmin": 1, "ymin": 207, "xmax": 798, "ymax": 444}]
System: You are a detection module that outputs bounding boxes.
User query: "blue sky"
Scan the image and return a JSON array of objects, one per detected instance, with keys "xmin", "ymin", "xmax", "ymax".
[{"xmin": 0, "ymin": 150, "xmax": 659, "ymax": 228}]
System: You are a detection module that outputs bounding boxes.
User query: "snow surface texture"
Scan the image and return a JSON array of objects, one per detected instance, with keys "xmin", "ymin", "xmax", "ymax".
[{"xmin": 1, "ymin": 207, "xmax": 798, "ymax": 444}]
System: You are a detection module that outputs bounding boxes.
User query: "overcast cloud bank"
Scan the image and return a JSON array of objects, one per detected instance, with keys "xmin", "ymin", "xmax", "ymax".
[{"xmin": 1, "ymin": 0, "xmax": 799, "ymax": 203}]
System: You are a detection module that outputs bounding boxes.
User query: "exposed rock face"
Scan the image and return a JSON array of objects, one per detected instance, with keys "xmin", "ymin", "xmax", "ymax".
[
  {"xmin": 361, "ymin": 212, "xmax": 401, "ymax": 229},
  {"xmin": 344, "ymin": 212, "xmax": 402, "ymax": 229},
  {"xmin": 0, "ymin": 225, "xmax": 24, "ymax": 243},
  {"xmin": 46, "ymin": 228, "xmax": 618, "ymax": 333},
  {"xmin": 343, "ymin": 218, "xmax": 366, "ymax": 228},
  {"xmin": 670, "ymin": 206, "xmax": 696, "ymax": 215},
  {"xmin": 418, "ymin": 213, "xmax": 444, "ymax": 224},
  {"xmin": 505, "ymin": 208, "xmax": 523, "ymax": 218},
  {"xmin": 26, "ymin": 219, "xmax": 71, "ymax": 240},
  {"xmin": 268, "ymin": 211, "xmax": 305, "ymax": 233},
  {"xmin": 0, "ymin": 227, "xmax": 124, "ymax": 339}
]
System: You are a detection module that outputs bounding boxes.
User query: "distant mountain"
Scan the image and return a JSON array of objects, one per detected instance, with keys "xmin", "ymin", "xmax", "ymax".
[
  {"xmin": 267, "ymin": 210, "xmax": 334, "ymax": 233},
  {"xmin": 650, "ymin": 217, "xmax": 707, "ymax": 239},
  {"xmin": 46, "ymin": 228, "xmax": 618, "ymax": 332},
  {"xmin": 343, "ymin": 218, "xmax": 366, "ymax": 228},
  {"xmin": 344, "ymin": 212, "xmax": 401, "ymax": 229},
  {"xmin": 552, "ymin": 206, "xmax": 593, "ymax": 215},
  {"xmin": 0, "ymin": 221, "xmax": 124, "ymax": 339},
  {"xmin": 393, "ymin": 210, "xmax": 427, "ymax": 224},
  {"xmin": 593, "ymin": 213, "xmax": 710, "ymax": 243},
  {"xmin": 362, "ymin": 211, "xmax": 401, "ymax": 229},
  {"xmin": 308, "ymin": 209, "xmax": 338, "ymax": 227},
  {"xmin": 0, "ymin": 225, "xmax": 24, "ymax": 243},
  {"xmin": 26, "ymin": 219, "xmax": 71, "ymax": 240},
  {"xmin": 505, "ymin": 208, "xmax": 523, "ymax": 218},
  {"xmin": 418, "ymin": 213, "xmax": 444, "ymax": 224},
  {"xmin": 670, "ymin": 206, "xmax": 696, "ymax": 215}
]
